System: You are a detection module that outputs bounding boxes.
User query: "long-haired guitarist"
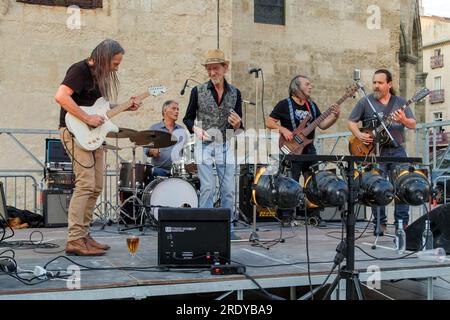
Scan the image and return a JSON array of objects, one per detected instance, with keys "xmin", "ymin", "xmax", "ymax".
[
  {"xmin": 347, "ymin": 69, "xmax": 416, "ymax": 233},
  {"xmin": 266, "ymin": 75, "xmax": 340, "ymax": 226},
  {"xmin": 54, "ymin": 39, "xmax": 141, "ymax": 256}
]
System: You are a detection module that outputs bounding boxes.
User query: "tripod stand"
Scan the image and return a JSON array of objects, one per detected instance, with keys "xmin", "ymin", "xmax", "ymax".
[{"xmin": 93, "ymin": 143, "xmax": 121, "ymax": 229}]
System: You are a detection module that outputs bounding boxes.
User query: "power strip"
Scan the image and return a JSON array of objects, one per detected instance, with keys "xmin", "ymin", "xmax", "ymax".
[{"xmin": 210, "ymin": 264, "xmax": 246, "ymax": 275}]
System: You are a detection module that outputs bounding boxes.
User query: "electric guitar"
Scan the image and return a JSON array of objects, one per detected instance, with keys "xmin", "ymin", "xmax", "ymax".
[
  {"xmin": 65, "ymin": 86, "xmax": 166, "ymax": 151},
  {"xmin": 279, "ymin": 83, "xmax": 359, "ymax": 155},
  {"xmin": 348, "ymin": 87, "xmax": 430, "ymax": 156}
]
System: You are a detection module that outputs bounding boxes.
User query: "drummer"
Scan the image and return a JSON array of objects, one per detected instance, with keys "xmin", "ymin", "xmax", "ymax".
[{"xmin": 144, "ymin": 100, "xmax": 188, "ymax": 177}]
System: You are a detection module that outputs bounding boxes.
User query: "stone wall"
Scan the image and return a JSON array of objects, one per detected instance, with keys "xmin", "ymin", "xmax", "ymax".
[{"xmin": 0, "ymin": 0, "xmax": 423, "ymax": 208}]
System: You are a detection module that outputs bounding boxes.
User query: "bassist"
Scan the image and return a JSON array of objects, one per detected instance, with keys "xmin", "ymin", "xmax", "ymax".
[
  {"xmin": 266, "ymin": 75, "xmax": 340, "ymax": 225},
  {"xmin": 347, "ymin": 69, "xmax": 416, "ymax": 232},
  {"xmin": 54, "ymin": 39, "xmax": 141, "ymax": 256}
]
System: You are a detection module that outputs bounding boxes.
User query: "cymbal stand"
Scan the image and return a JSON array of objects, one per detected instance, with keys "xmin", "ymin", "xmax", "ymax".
[
  {"xmin": 93, "ymin": 145, "xmax": 116, "ymax": 229},
  {"xmin": 118, "ymin": 143, "xmax": 145, "ymax": 232}
]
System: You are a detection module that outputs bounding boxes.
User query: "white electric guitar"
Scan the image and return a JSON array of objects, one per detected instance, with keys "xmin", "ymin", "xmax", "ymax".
[{"xmin": 65, "ymin": 86, "xmax": 166, "ymax": 151}]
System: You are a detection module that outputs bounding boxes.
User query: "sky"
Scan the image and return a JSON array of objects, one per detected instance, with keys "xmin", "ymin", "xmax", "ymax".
[{"xmin": 422, "ymin": 0, "xmax": 450, "ymax": 18}]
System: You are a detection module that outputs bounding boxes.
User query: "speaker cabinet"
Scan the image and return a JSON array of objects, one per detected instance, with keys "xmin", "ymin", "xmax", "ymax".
[
  {"xmin": 42, "ymin": 189, "xmax": 72, "ymax": 227},
  {"xmin": 158, "ymin": 208, "xmax": 230, "ymax": 267},
  {"xmin": 406, "ymin": 204, "xmax": 450, "ymax": 254}
]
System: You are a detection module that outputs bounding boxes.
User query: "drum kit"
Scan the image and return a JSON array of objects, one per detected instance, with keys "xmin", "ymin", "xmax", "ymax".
[{"xmin": 97, "ymin": 127, "xmax": 200, "ymax": 231}]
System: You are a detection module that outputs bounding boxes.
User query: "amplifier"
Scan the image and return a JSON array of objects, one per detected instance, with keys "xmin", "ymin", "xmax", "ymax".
[
  {"xmin": 239, "ymin": 164, "xmax": 277, "ymax": 222},
  {"xmin": 42, "ymin": 189, "xmax": 72, "ymax": 227},
  {"xmin": 45, "ymin": 171, "xmax": 75, "ymax": 190},
  {"xmin": 158, "ymin": 208, "xmax": 230, "ymax": 267}
]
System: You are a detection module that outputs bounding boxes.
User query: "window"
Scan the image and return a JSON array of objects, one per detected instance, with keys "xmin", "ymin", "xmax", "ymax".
[
  {"xmin": 16, "ymin": 0, "xmax": 102, "ymax": 9},
  {"xmin": 434, "ymin": 112, "xmax": 443, "ymax": 122},
  {"xmin": 434, "ymin": 49, "xmax": 441, "ymax": 56},
  {"xmin": 434, "ymin": 76, "xmax": 442, "ymax": 90},
  {"xmin": 434, "ymin": 112, "xmax": 443, "ymax": 132},
  {"xmin": 254, "ymin": 0, "xmax": 285, "ymax": 25}
]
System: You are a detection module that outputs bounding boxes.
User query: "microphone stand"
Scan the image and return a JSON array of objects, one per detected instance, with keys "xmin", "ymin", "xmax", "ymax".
[{"xmin": 355, "ymin": 80, "xmax": 396, "ymax": 247}]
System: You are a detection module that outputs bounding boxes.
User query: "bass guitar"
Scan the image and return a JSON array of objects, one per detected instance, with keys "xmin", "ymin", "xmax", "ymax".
[{"xmin": 279, "ymin": 83, "xmax": 359, "ymax": 155}]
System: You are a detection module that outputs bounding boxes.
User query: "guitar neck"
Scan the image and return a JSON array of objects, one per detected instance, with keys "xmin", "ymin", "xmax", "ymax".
[
  {"xmin": 383, "ymin": 99, "xmax": 412, "ymax": 124},
  {"xmin": 303, "ymin": 93, "xmax": 348, "ymax": 136},
  {"xmin": 106, "ymin": 91, "xmax": 150, "ymax": 119}
]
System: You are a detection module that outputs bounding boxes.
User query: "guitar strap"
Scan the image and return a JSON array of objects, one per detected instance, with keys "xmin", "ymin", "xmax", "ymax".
[{"xmin": 287, "ymin": 98, "xmax": 317, "ymax": 131}]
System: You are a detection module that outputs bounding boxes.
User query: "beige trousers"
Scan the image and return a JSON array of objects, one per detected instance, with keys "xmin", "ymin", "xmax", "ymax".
[{"xmin": 60, "ymin": 128, "xmax": 104, "ymax": 242}]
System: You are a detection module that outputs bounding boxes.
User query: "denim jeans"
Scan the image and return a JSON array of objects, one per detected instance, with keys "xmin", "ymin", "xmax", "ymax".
[
  {"xmin": 195, "ymin": 141, "xmax": 235, "ymax": 228},
  {"xmin": 372, "ymin": 146, "xmax": 410, "ymax": 227}
]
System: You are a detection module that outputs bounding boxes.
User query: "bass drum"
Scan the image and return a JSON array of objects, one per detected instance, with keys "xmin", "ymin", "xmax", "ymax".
[{"xmin": 141, "ymin": 177, "xmax": 198, "ymax": 221}]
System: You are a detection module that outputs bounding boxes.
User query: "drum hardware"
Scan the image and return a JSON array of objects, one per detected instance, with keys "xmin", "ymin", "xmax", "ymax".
[{"xmin": 93, "ymin": 143, "xmax": 120, "ymax": 229}]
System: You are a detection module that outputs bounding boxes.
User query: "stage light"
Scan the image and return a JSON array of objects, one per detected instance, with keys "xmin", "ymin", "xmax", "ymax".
[
  {"xmin": 394, "ymin": 169, "xmax": 430, "ymax": 206},
  {"xmin": 251, "ymin": 166, "xmax": 303, "ymax": 209},
  {"xmin": 354, "ymin": 169, "xmax": 394, "ymax": 207},
  {"xmin": 304, "ymin": 171, "xmax": 348, "ymax": 208}
]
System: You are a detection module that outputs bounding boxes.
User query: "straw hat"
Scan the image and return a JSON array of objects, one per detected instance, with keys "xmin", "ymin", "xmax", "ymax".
[{"xmin": 202, "ymin": 49, "xmax": 229, "ymax": 65}]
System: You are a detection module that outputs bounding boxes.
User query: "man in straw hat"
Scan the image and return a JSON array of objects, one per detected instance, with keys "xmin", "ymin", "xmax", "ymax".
[{"xmin": 183, "ymin": 49, "xmax": 243, "ymax": 240}]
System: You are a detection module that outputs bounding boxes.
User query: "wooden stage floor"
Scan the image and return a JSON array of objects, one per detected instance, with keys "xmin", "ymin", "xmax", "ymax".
[{"xmin": 1, "ymin": 220, "xmax": 450, "ymax": 300}]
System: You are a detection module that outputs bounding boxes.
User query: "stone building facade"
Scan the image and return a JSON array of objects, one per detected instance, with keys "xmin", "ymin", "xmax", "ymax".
[{"xmin": 0, "ymin": 0, "xmax": 424, "ymax": 207}]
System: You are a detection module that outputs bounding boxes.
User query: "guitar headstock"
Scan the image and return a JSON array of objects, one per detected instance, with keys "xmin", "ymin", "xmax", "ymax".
[
  {"xmin": 344, "ymin": 83, "xmax": 360, "ymax": 98},
  {"xmin": 411, "ymin": 87, "xmax": 430, "ymax": 103},
  {"xmin": 148, "ymin": 86, "xmax": 167, "ymax": 97}
]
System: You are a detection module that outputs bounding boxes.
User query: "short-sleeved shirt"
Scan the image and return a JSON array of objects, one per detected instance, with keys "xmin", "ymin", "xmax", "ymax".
[
  {"xmin": 59, "ymin": 60, "xmax": 102, "ymax": 128},
  {"xmin": 348, "ymin": 94, "xmax": 415, "ymax": 146},
  {"xmin": 269, "ymin": 98, "xmax": 322, "ymax": 140},
  {"xmin": 143, "ymin": 121, "xmax": 189, "ymax": 170}
]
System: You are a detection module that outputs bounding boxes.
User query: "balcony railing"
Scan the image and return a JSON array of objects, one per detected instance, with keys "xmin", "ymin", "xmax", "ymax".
[
  {"xmin": 430, "ymin": 89, "xmax": 445, "ymax": 104},
  {"xmin": 431, "ymin": 55, "xmax": 444, "ymax": 69}
]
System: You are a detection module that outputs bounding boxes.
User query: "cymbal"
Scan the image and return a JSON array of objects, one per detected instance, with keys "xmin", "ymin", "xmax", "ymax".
[
  {"xmin": 130, "ymin": 130, "xmax": 177, "ymax": 148},
  {"xmin": 106, "ymin": 128, "xmax": 137, "ymax": 139},
  {"xmin": 102, "ymin": 144, "xmax": 122, "ymax": 151}
]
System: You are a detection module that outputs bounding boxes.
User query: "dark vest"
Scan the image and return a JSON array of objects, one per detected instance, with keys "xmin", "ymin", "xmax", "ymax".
[{"xmin": 197, "ymin": 82, "xmax": 238, "ymax": 141}]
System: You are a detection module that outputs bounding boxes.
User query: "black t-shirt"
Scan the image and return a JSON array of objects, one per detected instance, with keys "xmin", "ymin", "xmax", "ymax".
[
  {"xmin": 58, "ymin": 60, "xmax": 102, "ymax": 128},
  {"xmin": 269, "ymin": 98, "xmax": 322, "ymax": 140}
]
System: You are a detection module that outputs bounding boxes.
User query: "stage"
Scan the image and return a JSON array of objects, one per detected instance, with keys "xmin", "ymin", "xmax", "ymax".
[{"xmin": 1, "ymin": 220, "xmax": 450, "ymax": 300}]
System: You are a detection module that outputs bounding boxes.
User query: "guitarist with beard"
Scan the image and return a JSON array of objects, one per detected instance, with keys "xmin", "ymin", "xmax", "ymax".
[
  {"xmin": 347, "ymin": 69, "xmax": 416, "ymax": 233},
  {"xmin": 266, "ymin": 75, "xmax": 340, "ymax": 226}
]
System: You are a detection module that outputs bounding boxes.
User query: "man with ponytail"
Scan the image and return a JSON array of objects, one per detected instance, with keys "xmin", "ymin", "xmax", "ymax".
[{"xmin": 55, "ymin": 39, "xmax": 141, "ymax": 256}]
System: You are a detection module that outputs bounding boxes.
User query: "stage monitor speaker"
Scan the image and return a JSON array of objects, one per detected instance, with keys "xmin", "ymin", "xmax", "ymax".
[
  {"xmin": 0, "ymin": 182, "xmax": 7, "ymax": 224},
  {"xmin": 42, "ymin": 189, "xmax": 72, "ymax": 227},
  {"xmin": 405, "ymin": 204, "xmax": 450, "ymax": 254},
  {"xmin": 158, "ymin": 208, "xmax": 230, "ymax": 267},
  {"xmin": 239, "ymin": 164, "xmax": 277, "ymax": 222}
]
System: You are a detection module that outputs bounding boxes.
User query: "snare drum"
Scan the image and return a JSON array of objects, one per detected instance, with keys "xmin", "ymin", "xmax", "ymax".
[
  {"xmin": 118, "ymin": 162, "xmax": 153, "ymax": 191},
  {"xmin": 141, "ymin": 177, "xmax": 198, "ymax": 220}
]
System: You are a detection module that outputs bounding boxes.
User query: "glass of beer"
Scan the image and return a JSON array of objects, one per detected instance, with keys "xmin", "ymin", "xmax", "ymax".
[{"xmin": 126, "ymin": 235, "xmax": 140, "ymax": 265}]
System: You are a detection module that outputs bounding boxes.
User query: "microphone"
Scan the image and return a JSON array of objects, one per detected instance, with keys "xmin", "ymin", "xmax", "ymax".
[
  {"xmin": 353, "ymin": 69, "xmax": 361, "ymax": 82},
  {"xmin": 248, "ymin": 67, "xmax": 262, "ymax": 74},
  {"xmin": 180, "ymin": 79, "xmax": 189, "ymax": 96},
  {"xmin": 242, "ymin": 99, "xmax": 256, "ymax": 106}
]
